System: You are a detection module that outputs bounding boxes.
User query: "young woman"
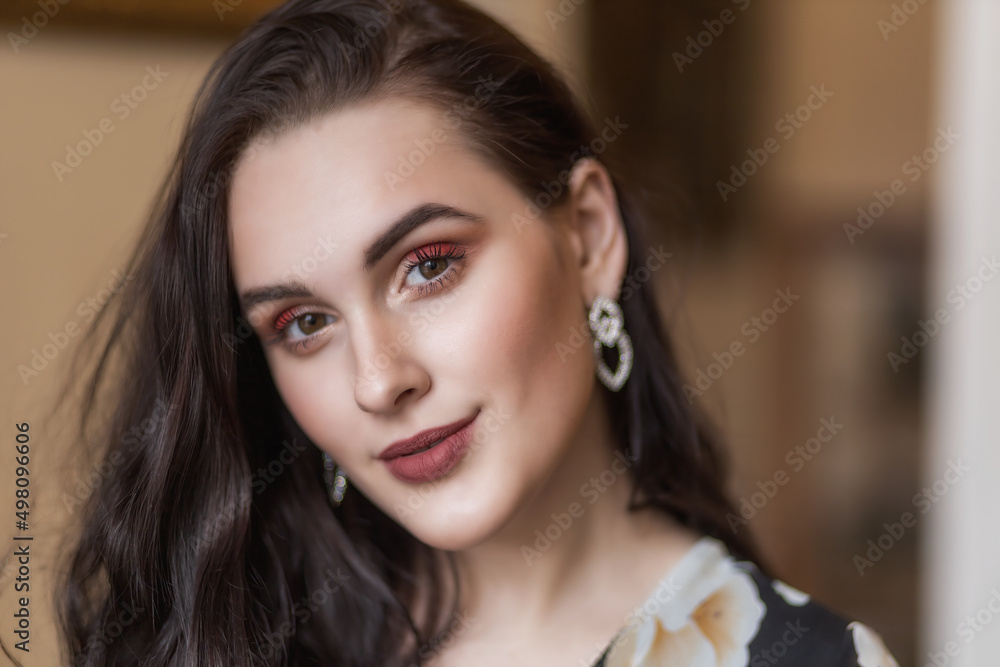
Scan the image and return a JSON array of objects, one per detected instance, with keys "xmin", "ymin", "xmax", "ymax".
[{"xmin": 57, "ymin": 0, "xmax": 899, "ymax": 665}]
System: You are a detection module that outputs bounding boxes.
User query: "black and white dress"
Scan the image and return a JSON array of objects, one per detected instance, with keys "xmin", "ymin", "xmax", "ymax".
[{"xmin": 591, "ymin": 536, "xmax": 899, "ymax": 666}]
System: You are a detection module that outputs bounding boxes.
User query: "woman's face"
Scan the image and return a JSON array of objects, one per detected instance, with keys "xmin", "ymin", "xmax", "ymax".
[{"xmin": 227, "ymin": 97, "xmax": 625, "ymax": 551}]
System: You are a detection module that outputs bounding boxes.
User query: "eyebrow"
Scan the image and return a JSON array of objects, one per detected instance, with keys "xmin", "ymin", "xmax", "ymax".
[{"xmin": 238, "ymin": 203, "xmax": 483, "ymax": 313}]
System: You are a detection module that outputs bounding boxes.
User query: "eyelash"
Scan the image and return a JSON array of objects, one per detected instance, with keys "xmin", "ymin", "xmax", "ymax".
[
  {"xmin": 400, "ymin": 242, "xmax": 467, "ymax": 297},
  {"xmin": 265, "ymin": 242, "xmax": 468, "ymax": 353}
]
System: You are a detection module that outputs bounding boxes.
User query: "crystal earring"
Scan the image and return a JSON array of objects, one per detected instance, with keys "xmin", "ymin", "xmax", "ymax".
[
  {"xmin": 321, "ymin": 452, "xmax": 348, "ymax": 508},
  {"xmin": 588, "ymin": 295, "xmax": 633, "ymax": 392}
]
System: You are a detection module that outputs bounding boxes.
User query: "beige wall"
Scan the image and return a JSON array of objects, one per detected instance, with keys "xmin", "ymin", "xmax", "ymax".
[
  {"xmin": 1, "ymin": 29, "xmax": 226, "ymax": 666},
  {"xmin": 664, "ymin": 3, "xmax": 936, "ymax": 662}
]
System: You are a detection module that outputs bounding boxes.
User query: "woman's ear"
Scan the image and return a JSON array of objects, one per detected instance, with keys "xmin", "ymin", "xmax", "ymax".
[{"xmin": 564, "ymin": 158, "xmax": 629, "ymax": 306}]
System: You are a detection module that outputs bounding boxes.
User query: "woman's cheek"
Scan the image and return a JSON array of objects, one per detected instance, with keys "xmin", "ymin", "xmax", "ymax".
[
  {"xmin": 268, "ymin": 353, "xmax": 350, "ymax": 454},
  {"xmin": 461, "ymin": 234, "xmax": 584, "ymax": 401}
]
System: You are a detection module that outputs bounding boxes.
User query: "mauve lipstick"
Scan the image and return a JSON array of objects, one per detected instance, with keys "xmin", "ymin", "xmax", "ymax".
[{"xmin": 379, "ymin": 410, "xmax": 479, "ymax": 484}]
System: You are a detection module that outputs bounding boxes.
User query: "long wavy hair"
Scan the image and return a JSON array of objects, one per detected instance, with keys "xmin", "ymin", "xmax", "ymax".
[{"xmin": 55, "ymin": 0, "xmax": 765, "ymax": 664}]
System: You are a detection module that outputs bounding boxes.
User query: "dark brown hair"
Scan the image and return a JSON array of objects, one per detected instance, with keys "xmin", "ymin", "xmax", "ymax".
[{"xmin": 54, "ymin": 0, "xmax": 762, "ymax": 664}]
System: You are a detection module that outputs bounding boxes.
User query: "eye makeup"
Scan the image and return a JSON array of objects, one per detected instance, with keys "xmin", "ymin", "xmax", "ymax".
[
  {"xmin": 399, "ymin": 242, "xmax": 467, "ymax": 296},
  {"xmin": 261, "ymin": 240, "xmax": 470, "ymax": 353}
]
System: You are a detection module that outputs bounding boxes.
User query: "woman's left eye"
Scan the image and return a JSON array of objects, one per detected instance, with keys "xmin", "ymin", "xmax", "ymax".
[{"xmin": 400, "ymin": 242, "xmax": 467, "ymax": 296}]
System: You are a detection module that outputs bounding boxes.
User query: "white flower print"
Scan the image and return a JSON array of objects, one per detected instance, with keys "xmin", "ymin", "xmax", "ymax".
[
  {"xmin": 772, "ymin": 580, "xmax": 810, "ymax": 606},
  {"xmin": 849, "ymin": 621, "xmax": 900, "ymax": 667},
  {"xmin": 604, "ymin": 538, "xmax": 765, "ymax": 667}
]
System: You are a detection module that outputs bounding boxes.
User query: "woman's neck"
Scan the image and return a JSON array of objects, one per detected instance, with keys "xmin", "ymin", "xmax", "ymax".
[{"xmin": 448, "ymin": 390, "xmax": 702, "ymax": 637}]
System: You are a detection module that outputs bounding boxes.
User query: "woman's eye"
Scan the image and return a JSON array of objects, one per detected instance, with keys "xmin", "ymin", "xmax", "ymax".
[
  {"xmin": 405, "ymin": 257, "xmax": 450, "ymax": 285},
  {"xmin": 264, "ymin": 242, "xmax": 466, "ymax": 353},
  {"xmin": 291, "ymin": 313, "xmax": 330, "ymax": 337},
  {"xmin": 272, "ymin": 309, "xmax": 335, "ymax": 345},
  {"xmin": 401, "ymin": 242, "xmax": 467, "ymax": 293}
]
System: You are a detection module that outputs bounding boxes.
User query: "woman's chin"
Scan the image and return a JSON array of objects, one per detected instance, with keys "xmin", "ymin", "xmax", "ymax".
[
  {"xmin": 396, "ymin": 500, "xmax": 516, "ymax": 553},
  {"xmin": 413, "ymin": 528, "xmax": 488, "ymax": 552}
]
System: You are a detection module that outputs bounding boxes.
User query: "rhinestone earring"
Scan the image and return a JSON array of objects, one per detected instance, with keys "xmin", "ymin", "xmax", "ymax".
[
  {"xmin": 588, "ymin": 294, "xmax": 633, "ymax": 392},
  {"xmin": 321, "ymin": 452, "xmax": 348, "ymax": 508}
]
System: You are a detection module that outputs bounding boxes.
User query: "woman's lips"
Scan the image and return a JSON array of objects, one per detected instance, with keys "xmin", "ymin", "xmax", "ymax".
[
  {"xmin": 380, "ymin": 411, "xmax": 479, "ymax": 484},
  {"xmin": 378, "ymin": 411, "xmax": 479, "ymax": 459}
]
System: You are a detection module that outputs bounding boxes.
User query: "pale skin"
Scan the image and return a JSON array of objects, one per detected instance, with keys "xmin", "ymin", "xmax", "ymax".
[{"xmin": 227, "ymin": 97, "xmax": 700, "ymax": 666}]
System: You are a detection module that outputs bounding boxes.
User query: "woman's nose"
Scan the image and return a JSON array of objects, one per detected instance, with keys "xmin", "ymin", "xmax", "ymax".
[{"xmin": 350, "ymin": 310, "xmax": 429, "ymax": 414}]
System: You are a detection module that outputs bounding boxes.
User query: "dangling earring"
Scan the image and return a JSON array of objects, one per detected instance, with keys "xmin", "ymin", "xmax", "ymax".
[
  {"xmin": 588, "ymin": 294, "xmax": 633, "ymax": 392},
  {"xmin": 321, "ymin": 452, "xmax": 348, "ymax": 508}
]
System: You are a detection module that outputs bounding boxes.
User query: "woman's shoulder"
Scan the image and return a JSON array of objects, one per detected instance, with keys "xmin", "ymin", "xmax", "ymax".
[
  {"xmin": 733, "ymin": 561, "xmax": 899, "ymax": 667},
  {"xmin": 593, "ymin": 535, "xmax": 899, "ymax": 667}
]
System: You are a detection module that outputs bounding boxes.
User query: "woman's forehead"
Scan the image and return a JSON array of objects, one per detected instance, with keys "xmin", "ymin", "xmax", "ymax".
[{"xmin": 225, "ymin": 98, "xmax": 513, "ymax": 285}]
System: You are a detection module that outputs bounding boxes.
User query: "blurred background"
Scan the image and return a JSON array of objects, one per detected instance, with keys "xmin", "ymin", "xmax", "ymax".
[{"xmin": 1, "ymin": 1, "xmax": 998, "ymax": 665}]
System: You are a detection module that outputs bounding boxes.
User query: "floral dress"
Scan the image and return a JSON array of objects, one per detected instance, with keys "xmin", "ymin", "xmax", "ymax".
[{"xmin": 591, "ymin": 536, "xmax": 899, "ymax": 667}]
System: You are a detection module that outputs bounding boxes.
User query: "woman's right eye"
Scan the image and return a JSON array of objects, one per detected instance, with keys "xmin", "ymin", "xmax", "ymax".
[
  {"xmin": 283, "ymin": 312, "xmax": 333, "ymax": 339},
  {"xmin": 268, "ymin": 307, "xmax": 338, "ymax": 352}
]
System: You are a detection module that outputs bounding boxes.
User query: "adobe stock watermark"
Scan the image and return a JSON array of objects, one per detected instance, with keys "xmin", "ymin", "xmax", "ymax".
[
  {"xmin": 853, "ymin": 459, "xmax": 970, "ymax": 576},
  {"xmin": 212, "ymin": 0, "xmax": 254, "ymax": 20},
  {"xmin": 227, "ymin": 235, "xmax": 340, "ymax": 349},
  {"xmin": 922, "ymin": 589, "xmax": 1000, "ymax": 667},
  {"xmin": 63, "ymin": 600, "xmax": 145, "ymax": 666},
  {"xmin": 347, "ymin": 281, "xmax": 471, "ymax": 385},
  {"xmin": 511, "ymin": 115, "xmax": 630, "ymax": 233},
  {"xmin": 727, "ymin": 417, "xmax": 844, "ymax": 533},
  {"xmin": 250, "ymin": 439, "xmax": 308, "ymax": 494},
  {"xmin": 844, "ymin": 126, "xmax": 959, "ymax": 244},
  {"xmin": 748, "ymin": 619, "xmax": 810, "ymax": 665},
  {"xmin": 877, "ymin": 0, "xmax": 929, "ymax": 42},
  {"xmin": 275, "ymin": 235, "xmax": 339, "ymax": 284},
  {"xmin": 672, "ymin": 0, "xmax": 751, "ymax": 73},
  {"xmin": 887, "ymin": 254, "xmax": 998, "ymax": 373},
  {"xmin": 291, "ymin": 566, "xmax": 353, "ymax": 624},
  {"xmin": 190, "ymin": 491, "xmax": 252, "ymax": 554},
  {"xmin": 579, "ymin": 576, "xmax": 684, "ymax": 666},
  {"xmin": 622, "ymin": 577, "xmax": 683, "ymax": 628},
  {"xmin": 393, "ymin": 404, "xmax": 512, "ymax": 520},
  {"xmin": 51, "ymin": 65, "xmax": 171, "ymax": 182},
  {"xmin": 520, "ymin": 448, "xmax": 636, "ymax": 566},
  {"xmin": 683, "ymin": 287, "xmax": 800, "ymax": 404},
  {"xmin": 383, "ymin": 73, "xmax": 503, "ymax": 190},
  {"xmin": 61, "ymin": 398, "xmax": 174, "ymax": 514},
  {"xmin": 180, "ymin": 140, "xmax": 273, "ymax": 220},
  {"xmin": 555, "ymin": 245, "xmax": 673, "ymax": 362},
  {"xmin": 254, "ymin": 566, "xmax": 354, "ymax": 663},
  {"xmin": 717, "ymin": 84, "xmax": 833, "ymax": 202},
  {"xmin": 546, "ymin": 0, "xmax": 587, "ymax": 30},
  {"xmin": 17, "ymin": 268, "xmax": 134, "ymax": 386},
  {"xmin": 193, "ymin": 437, "xmax": 314, "ymax": 551},
  {"xmin": 619, "ymin": 246, "xmax": 674, "ymax": 302},
  {"xmin": 403, "ymin": 610, "xmax": 478, "ymax": 667},
  {"xmin": 7, "ymin": 0, "xmax": 70, "ymax": 53}
]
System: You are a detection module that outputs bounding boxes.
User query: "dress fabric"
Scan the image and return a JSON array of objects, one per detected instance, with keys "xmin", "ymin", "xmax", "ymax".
[{"xmin": 590, "ymin": 536, "xmax": 899, "ymax": 667}]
